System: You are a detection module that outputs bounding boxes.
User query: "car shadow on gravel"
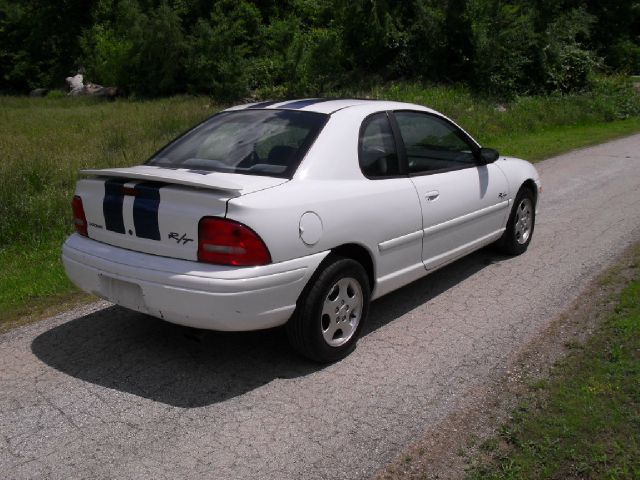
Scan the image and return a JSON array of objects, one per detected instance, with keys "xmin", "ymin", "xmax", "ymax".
[{"xmin": 31, "ymin": 248, "xmax": 508, "ymax": 408}]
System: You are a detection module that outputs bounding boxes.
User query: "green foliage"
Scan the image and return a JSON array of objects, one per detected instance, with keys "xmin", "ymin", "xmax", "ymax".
[
  {"xmin": 134, "ymin": 2, "xmax": 186, "ymax": 96},
  {"xmin": 80, "ymin": 0, "xmax": 187, "ymax": 96},
  {"xmin": 467, "ymin": 2, "xmax": 537, "ymax": 96},
  {"xmin": 589, "ymin": 75, "xmax": 640, "ymax": 120},
  {"xmin": 539, "ymin": 8, "xmax": 598, "ymax": 93},
  {"xmin": 0, "ymin": 0, "xmax": 96, "ymax": 91},
  {"xmin": 2, "ymin": 0, "xmax": 638, "ymax": 98},
  {"xmin": 80, "ymin": 26, "xmax": 132, "ymax": 88},
  {"xmin": 585, "ymin": 0, "xmax": 640, "ymax": 74},
  {"xmin": 46, "ymin": 89, "xmax": 66, "ymax": 98},
  {"xmin": 608, "ymin": 39, "xmax": 640, "ymax": 74},
  {"xmin": 282, "ymin": 26, "xmax": 346, "ymax": 95},
  {"xmin": 186, "ymin": 0, "xmax": 261, "ymax": 100},
  {"xmin": 466, "ymin": 2, "xmax": 599, "ymax": 97}
]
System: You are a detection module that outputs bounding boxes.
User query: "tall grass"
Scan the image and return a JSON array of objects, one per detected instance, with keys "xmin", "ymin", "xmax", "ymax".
[{"xmin": 1, "ymin": 77, "xmax": 639, "ymax": 319}]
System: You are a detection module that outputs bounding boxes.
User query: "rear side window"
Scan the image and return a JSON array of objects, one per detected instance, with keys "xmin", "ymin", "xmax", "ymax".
[
  {"xmin": 358, "ymin": 113, "xmax": 400, "ymax": 178},
  {"xmin": 394, "ymin": 111, "xmax": 477, "ymax": 174},
  {"xmin": 147, "ymin": 109, "xmax": 328, "ymax": 178}
]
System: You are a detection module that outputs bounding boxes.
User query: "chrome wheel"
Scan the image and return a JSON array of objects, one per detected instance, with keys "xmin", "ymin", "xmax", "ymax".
[
  {"xmin": 514, "ymin": 198, "xmax": 533, "ymax": 244},
  {"xmin": 320, "ymin": 277, "xmax": 363, "ymax": 347}
]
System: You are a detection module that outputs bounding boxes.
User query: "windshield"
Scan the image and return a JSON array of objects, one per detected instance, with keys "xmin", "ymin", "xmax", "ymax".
[{"xmin": 147, "ymin": 109, "xmax": 328, "ymax": 178}]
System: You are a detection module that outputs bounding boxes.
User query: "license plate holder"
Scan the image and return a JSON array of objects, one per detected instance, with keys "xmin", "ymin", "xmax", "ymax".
[{"xmin": 99, "ymin": 275, "xmax": 146, "ymax": 311}]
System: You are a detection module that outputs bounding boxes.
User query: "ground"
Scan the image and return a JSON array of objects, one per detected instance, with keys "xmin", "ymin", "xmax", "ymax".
[{"xmin": 376, "ymin": 243, "xmax": 640, "ymax": 479}]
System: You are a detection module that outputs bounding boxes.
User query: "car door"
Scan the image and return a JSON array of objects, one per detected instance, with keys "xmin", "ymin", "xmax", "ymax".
[
  {"xmin": 356, "ymin": 112, "xmax": 425, "ymax": 297},
  {"xmin": 391, "ymin": 110, "xmax": 510, "ymax": 270}
]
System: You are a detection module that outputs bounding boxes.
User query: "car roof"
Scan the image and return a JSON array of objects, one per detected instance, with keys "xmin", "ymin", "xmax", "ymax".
[{"xmin": 224, "ymin": 98, "xmax": 437, "ymax": 115}]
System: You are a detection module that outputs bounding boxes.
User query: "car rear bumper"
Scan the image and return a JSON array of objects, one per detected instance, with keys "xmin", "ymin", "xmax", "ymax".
[{"xmin": 62, "ymin": 234, "xmax": 329, "ymax": 331}]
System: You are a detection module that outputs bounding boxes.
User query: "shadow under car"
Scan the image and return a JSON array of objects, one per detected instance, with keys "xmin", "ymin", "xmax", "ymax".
[{"xmin": 31, "ymin": 248, "xmax": 506, "ymax": 408}]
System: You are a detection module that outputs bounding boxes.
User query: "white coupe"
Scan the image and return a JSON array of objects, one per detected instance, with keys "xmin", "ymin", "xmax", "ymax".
[{"xmin": 63, "ymin": 98, "xmax": 541, "ymax": 362}]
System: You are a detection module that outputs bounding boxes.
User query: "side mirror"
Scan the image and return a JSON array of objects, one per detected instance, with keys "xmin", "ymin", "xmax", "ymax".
[{"xmin": 479, "ymin": 147, "xmax": 499, "ymax": 164}]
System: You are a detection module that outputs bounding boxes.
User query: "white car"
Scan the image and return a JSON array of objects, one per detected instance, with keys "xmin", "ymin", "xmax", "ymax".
[{"xmin": 63, "ymin": 98, "xmax": 540, "ymax": 362}]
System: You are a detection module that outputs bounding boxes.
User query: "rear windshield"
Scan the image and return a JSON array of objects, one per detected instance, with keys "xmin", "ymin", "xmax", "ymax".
[{"xmin": 147, "ymin": 109, "xmax": 328, "ymax": 178}]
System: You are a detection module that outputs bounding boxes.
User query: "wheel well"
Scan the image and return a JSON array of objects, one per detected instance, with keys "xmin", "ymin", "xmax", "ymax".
[
  {"xmin": 521, "ymin": 179, "xmax": 538, "ymax": 206},
  {"xmin": 331, "ymin": 243, "xmax": 375, "ymax": 291}
]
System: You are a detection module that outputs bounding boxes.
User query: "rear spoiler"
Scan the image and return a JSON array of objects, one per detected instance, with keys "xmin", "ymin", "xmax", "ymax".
[{"xmin": 80, "ymin": 167, "xmax": 243, "ymax": 193}]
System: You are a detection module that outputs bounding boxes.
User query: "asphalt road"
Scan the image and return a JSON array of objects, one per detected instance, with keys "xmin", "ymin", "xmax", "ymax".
[{"xmin": 2, "ymin": 135, "xmax": 640, "ymax": 479}]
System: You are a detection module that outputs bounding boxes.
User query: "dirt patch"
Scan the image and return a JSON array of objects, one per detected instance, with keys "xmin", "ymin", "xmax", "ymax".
[{"xmin": 374, "ymin": 243, "xmax": 640, "ymax": 480}]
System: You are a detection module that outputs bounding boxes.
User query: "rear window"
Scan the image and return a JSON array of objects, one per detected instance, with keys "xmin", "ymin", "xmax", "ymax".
[{"xmin": 147, "ymin": 109, "xmax": 328, "ymax": 178}]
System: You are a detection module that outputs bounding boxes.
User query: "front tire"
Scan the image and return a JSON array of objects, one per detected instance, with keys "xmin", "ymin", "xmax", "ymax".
[
  {"xmin": 286, "ymin": 256, "xmax": 370, "ymax": 363},
  {"xmin": 498, "ymin": 186, "xmax": 536, "ymax": 255}
]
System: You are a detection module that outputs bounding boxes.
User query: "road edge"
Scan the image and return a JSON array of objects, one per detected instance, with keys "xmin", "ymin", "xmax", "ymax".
[{"xmin": 374, "ymin": 241, "xmax": 640, "ymax": 480}]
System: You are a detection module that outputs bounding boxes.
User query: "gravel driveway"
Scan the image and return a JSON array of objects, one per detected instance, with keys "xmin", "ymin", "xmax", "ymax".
[{"xmin": 1, "ymin": 134, "xmax": 640, "ymax": 479}]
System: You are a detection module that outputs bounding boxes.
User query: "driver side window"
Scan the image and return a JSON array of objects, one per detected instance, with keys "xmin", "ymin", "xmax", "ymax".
[
  {"xmin": 394, "ymin": 111, "xmax": 477, "ymax": 174},
  {"xmin": 358, "ymin": 113, "xmax": 400, "ymax": 178}
]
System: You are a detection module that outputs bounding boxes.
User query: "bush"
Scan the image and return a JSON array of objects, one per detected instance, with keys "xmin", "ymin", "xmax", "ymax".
[
  {"xmin": 283, "ymin": 27, "xmax": 346, "ymax": 95},
  {"xmin": 539, "ymin": 8, "xmax": 598, "ymax": 93},
  {"xmin": 80, "ymin": 24, "xmax": 134, "ymax": 88},
  {"xmin": 133, "ymin": 2, "xmax": 186, "ymax": 96},
  {"xmin": 248, "ymin": 17, "xmax": 301, "ymax": 95},
  {"xmin": 467, "ymin": 2, "xmax": 538, "ymax": 96},
  {"xmin": 467, "ymin": 3, "xmax": 598, "ymax": 97},
  {"xmin": 590, "ymin": 75, "xmax": 640, "ymax": 120},
  {"xmin": 81, "ymin": 0, "xmax": 186, "ymax": 96},
  {"xmin": 186, "ymin": 0, "xmax": 261, "ymax": 100},
  {"xmin": 46, "ymin": 90, "xmax": 66, "ymax": 99},
  {"xmin": 608, "ymin": 40, "xmax": 640, "ymax": 74}
]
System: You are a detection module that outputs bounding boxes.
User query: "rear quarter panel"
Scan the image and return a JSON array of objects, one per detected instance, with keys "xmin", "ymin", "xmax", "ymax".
[{"xmin": 226, "ymin": 178, "xmax": 424, "ymax": 293}]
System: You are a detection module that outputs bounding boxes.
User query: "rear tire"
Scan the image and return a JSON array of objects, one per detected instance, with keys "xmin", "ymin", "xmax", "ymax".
[
  {"xmin": 286, "ymin": 256, "xmax": 370, "ymax": 363},
  {"xmin": 497, "ymin": 186, "xmax": 536, "ymax": 255}
]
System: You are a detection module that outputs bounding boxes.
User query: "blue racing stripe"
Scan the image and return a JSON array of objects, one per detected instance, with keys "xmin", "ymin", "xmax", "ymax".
[
  {"xmin": 246, "ymin": 100, "xmax": 281, "ymax": 109},
  {"xmin": 103, "ymin": 178, "xmax": 128, "ymax": 234},
  {"xmin": 277, "ymin": 98, "xmax": 331, "ymax": 109},
  {"xmin": 133, "ymin": 182, "xmax": 166, "ymax": 240}
]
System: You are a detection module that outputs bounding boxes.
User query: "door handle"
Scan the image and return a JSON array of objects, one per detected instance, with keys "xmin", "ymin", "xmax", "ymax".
[{"xmin": 425, "ymin": 191, "xmax": 440, "ymax": 202}]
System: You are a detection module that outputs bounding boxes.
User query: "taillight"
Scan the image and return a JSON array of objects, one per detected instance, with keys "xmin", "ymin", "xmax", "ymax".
[
  {"xmin": 198, "ymin": 217, "xmax": 271, "ymax": 266},
  {"xmin": 71, "ymin": 195, "xmax": 88, "ymax": 237}
]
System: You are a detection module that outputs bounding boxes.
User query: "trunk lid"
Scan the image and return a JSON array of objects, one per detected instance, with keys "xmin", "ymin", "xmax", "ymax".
[{"xmin": 75, "ymin": 165, "xmax": 286, "ymax": 261}]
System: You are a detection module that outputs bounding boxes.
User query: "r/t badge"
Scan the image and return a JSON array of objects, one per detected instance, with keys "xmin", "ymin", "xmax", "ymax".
[{"xmin": 169, "ymin": 232, "xmax": 194, "ymax": 245}]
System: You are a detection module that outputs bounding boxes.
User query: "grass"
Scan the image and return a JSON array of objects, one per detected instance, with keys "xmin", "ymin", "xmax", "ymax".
[
  {"xmin": 0, "ymin": 240, "xmax": 94, "ymax": 333},
  {"xmin": 1, "ymin": 77, "xmax": 640, "ymax": 328},
  {"xmin": 467, "ymin": 249, "xmax": 640, "ymax": 479},
  {"xmin": 489, "ymin": 117, "xmax": 640, "ymax": 161}
]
